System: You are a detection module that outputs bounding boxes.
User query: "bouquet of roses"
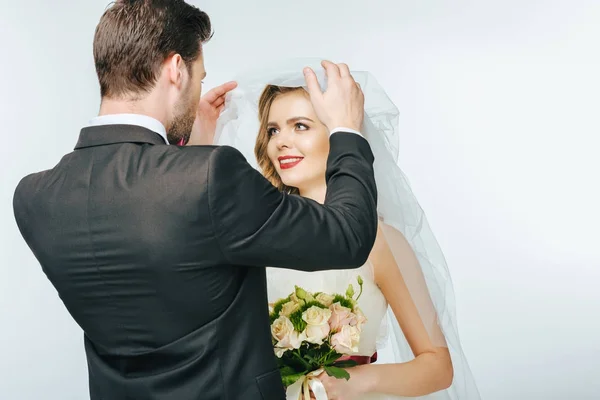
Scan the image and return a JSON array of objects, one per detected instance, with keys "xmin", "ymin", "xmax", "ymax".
[{"xmin": 269, "ymin": 276, "xmax": 367, "ymax": 399}]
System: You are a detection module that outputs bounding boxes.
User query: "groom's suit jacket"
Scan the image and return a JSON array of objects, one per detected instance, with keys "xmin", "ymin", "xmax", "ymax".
[{"xmin": 13, "ymin": 121, "xmax": 378, "ymax": 400}]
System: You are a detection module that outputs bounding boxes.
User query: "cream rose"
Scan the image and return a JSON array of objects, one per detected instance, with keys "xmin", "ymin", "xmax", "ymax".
[
  {"xmin": 274, "ymin": 347, "xmax": 287, "ymax": 358},
  {"xmin": 280, "ymin": 300, "xmax": 300, "ymax": 317},
  {"xmin": 271, "ymin": 315, "xmax": 295, "ymax": 342},
  {"xmin": 315, "ymin": 293, "xmax": 335, "ymax": 307},
  {"xmin": 330, "ymin": 325, "xmax": 361, "ymax": 354},
  {"xmin": 303, "ymin": 305, "xmax": 332, "ymax": 326},
  {"xmin": 302, "ymin": 306, "xmax": 332, "ymax": 345},
  {"xmin": 274, "ymin": 329, "xmax": 306, "ymax": 358},
  {"xmin": 304, "ymin": 324, "xmax": 330, "ymax": 345},
  {"xmin": 328, "ymin": 302, "xmax": 355, "ymax": 332},
  {"xmin": 271, "ymin": 316, "xmax": 305, "ymax": 357},
  {"xmin": 289, "ymin": 293, "xmax": 306, "ymax": 307}
]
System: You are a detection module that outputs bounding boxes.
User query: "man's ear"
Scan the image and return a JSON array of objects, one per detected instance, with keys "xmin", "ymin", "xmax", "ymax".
[{"xmin": 166, "ymin": 54, "xmax": 185, "ymax": 88}]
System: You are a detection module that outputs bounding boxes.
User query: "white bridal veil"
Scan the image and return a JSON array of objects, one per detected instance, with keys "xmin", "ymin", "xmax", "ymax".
[{"xmin": 214, "ymin": 58, "xmax": 481, "ymax": 399}]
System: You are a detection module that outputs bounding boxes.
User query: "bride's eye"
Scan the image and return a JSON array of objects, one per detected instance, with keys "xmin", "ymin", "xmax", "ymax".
[
  {"xmin": 295, "ymin": 123, "xmax": 309, "ymax": 131},
  {"xmin": 267, "ymin": 127, "xmax": 279, "ymax": 136}
]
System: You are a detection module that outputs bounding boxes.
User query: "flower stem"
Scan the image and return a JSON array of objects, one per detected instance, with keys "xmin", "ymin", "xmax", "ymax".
[
  {"xmin": 356, "ymin": 284, "xmax": 363, "ymax": 301},
  {"xmin": 292, "ymin": 349, "xmax": 312, "ymax": 371}
]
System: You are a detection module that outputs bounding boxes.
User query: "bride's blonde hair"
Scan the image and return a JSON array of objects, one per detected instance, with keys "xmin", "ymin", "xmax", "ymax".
[{"xmin": 254, "ymin": 84, "xmax": 307, "ymax": 195}]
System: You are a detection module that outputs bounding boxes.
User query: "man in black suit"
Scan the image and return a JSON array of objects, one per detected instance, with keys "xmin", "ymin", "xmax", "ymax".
[{"xmin": 12, "ymin": 1, "xmax": 378, "ymax": 399}]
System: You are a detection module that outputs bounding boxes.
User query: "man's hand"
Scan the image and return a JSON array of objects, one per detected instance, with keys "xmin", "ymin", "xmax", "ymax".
[
  {"xmin": 187, "ymin": 81, "xmax": 238, "ymax": 146},
  {"xmin": 304, "ymin": 60, "xmax": 364, "ymax": 133}
]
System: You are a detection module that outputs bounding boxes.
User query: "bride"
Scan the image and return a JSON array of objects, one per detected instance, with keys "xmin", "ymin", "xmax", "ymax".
[{"xmin": 212, "ymin": 59, "xmax": 481, "ymax": 399}]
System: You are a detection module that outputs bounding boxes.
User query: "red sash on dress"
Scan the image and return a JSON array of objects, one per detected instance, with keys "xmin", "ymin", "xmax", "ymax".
[{"xmin": 337, "ymin": 352, "xmax": 378, "ymax": 365}]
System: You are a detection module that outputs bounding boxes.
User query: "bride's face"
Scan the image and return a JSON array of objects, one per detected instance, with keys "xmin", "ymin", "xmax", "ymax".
[{"xmin": 266, "ymin": 91, "xmax": 330, "ymax": 191}]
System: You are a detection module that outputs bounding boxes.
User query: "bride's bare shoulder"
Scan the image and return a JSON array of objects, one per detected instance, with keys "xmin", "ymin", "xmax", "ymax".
[{"xmin": 369, "ymin": 220, "xmax": 414, "ymax": 283}]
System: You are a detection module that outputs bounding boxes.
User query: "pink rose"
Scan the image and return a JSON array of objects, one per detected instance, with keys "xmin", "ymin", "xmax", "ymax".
[
  {"xmin": 328, "ymin": 302, "xmax": 354, "ymax": 332},
  {"xmin": 350, "ymin": 307, "xmax": 367, "ymax": 331},
  {"xmin": 330, "ymin": 325, "xmax": 361, "ymax": 354}
]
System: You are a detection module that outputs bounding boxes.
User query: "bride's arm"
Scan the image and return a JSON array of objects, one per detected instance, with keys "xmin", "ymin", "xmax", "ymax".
[{"xmin": 319, "ymin": 223, "xmax": 453, "ymax": 397}]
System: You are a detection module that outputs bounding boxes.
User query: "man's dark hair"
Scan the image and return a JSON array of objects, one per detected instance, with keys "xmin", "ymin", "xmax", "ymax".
[{"xmin": 93, "ymin": 0, "xmax": 212, "ymax": 99}]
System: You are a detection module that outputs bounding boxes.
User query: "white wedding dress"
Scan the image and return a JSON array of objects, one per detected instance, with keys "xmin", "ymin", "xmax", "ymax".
[
  {"xmin": 267, "ymin": 262, "xmax": 390, "ymax": 400},
  {"xmin": 266, "ymin": 261, "xmax": 388, "ymax": 362},
  {"xmin": 215, "ymin": 58, "xmax": 481, "ymax": 399}
]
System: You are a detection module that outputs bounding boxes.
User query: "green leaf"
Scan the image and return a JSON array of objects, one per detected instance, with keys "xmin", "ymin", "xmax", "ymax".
[
  {"xmin": 332, "ymin": 359, "xmax": 358, "ymax": 369},
  {"xmin": 322, "ymin": 351, "xmax": 344, "ymax": 365},
  {"xmin": 288, "ymin": 309, "xmax": 307, "ymax": 332},
  {"xmin": 332, "ymin": 295, "xmax": 354, "ymax": 309},
  {"xmin": 323, "ymin": 366, "xmax": 351, "ymax": 380},
  {"xmin": 303, "ymin": 300, "xmax": 328, "ymax": 310}
]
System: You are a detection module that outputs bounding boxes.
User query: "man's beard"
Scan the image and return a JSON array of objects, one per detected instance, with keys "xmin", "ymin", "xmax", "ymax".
[{"xmin": 166, "ymin": 92, "xmax": 196, "ymax": 145}]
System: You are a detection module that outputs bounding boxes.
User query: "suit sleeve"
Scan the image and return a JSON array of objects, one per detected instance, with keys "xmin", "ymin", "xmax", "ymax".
[{"xmin": 207, "ymin": 131, "xmax": 378, "ymax": 270}]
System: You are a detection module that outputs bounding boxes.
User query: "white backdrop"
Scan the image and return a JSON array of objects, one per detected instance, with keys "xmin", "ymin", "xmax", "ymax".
[{"xmin": 1, "ymin": 1, "xmax": 599, "ymax": 399}]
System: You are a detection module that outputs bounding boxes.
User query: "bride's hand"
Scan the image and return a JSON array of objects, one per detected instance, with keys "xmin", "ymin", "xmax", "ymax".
[
  {"xmin": 187, "ymin": 81, "xmax": 237, "ymax": 145},
  {"xmin": 315, "ymin": 366, "xmax": 371, "ymax": 400}
]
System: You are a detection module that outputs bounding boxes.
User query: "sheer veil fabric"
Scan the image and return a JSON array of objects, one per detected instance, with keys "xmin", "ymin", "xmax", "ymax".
[{"xmin": 214, "ymin": 59, "xmax": 480, "ymax": 399}]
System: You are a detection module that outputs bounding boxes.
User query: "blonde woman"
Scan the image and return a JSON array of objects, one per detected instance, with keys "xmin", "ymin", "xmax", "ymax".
[{"xmin": 215, "ymin": 60, "xmax": 480, "ymax": 400}]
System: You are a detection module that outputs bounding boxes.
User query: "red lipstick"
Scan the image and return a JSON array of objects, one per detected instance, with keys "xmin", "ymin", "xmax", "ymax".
[{"xmin": 278, "ymin": 155, "xmax": 304, "ymax": 170}]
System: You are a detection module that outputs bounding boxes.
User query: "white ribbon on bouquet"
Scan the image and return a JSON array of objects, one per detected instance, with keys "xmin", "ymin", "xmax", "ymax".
[{"xmin": 286, "ymin": 369, "xmax": 328, "ymax": 400}]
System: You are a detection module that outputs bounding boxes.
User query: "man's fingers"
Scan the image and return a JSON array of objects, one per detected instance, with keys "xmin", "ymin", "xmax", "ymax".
[
  {"xmin": 338, "ymin": 63, "xmax": 351, "ymax": 78},
  {"xmin": 212, "ymin": 81, "xmax": 237, "ymax": 98},
  {"xmin": 321, "ymin": 60, "xmax": 341, "ymax": 80},
  {"xmin": 356, "ymin": 81, "xmax": 362, "ymax": 92},
  {"xmin": 201, "ymin": 88, "xmax": 221, "ymax": 104},
  {"xmin": 213, "ymin": 95, "xmax": 226, "ymax": 108},
  {"xmin": 203, "ymin": 81, "xmax": 238, "ymax": 104},
  {"xmin": 303, "ymin": 67, "xmax": 322, "ymax": 99},
  {"xmin": 210, "ymin": 81, "xmax": 237, "ymax": 102},
  {"xmin": 207, "ymin": 87, "xmax": 230, "ymax": 110}
]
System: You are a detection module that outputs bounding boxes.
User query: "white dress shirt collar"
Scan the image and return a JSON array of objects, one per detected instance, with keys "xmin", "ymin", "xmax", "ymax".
[{"xmin": 87, "ymin": 114, "xmax": 169, "ymax": 145}]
